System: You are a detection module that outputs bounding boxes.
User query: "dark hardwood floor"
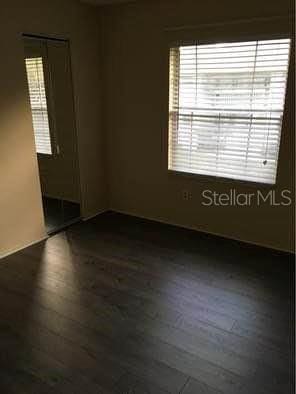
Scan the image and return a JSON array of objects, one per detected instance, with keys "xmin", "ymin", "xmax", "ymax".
[{"xmin": 0, "ymin": 212, "xmax": 294, "ymax": 393}]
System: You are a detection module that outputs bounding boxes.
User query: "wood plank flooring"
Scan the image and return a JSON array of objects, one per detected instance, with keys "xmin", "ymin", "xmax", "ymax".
[{"xmin": 0, "ymin": 212, "xmax": 294, "ymax": 393}]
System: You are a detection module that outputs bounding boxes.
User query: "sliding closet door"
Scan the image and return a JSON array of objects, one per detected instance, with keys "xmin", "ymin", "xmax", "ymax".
[
  {"xmin": 24, "ymin": 37, "xmax": 80, "ymax": 233},
  {"xmin": 42, "ymin": 40, "xmax": 80, "ymax": 205}
]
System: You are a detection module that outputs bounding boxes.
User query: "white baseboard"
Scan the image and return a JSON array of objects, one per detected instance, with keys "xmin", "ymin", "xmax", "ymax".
[
  {"xmin": 2, "ymin": 209, "xmax": 291, "ymax": 259},
  {"xmin": 111, "ymin": 207, "xmax": 293, "ymax": 254},
  {"xmin": 0, "ymin": 236, "xmax": 49, "ymax": 260}
]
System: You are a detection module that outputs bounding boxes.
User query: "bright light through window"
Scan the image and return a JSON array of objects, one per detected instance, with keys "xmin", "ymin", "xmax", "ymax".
[
  {"xmin": 168, "ymin": 39, "xmax": 291, "ymax": 184},
  {"xmin": 25, "ymin": 57, "xmax": 52, "ymax": 155}
]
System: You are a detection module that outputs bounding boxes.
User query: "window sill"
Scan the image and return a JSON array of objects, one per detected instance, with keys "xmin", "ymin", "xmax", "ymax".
[{"xmin": 167, "ymin": 169, "xmax": 276, "ymax": 189}]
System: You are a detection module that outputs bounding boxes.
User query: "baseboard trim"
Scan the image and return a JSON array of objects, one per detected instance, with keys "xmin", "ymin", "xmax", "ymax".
[
  {"xmin": 1, "ymin": 210, "xmax": 292, "ymax": 258},
  {"xmin": 110, "ymin": 208, "xmax": 294, "ymax": 254},
  {"xmin": 83, "ymin": 209, "xmax": 108, "ymax": 222},
  {"xmin": 0, "ymin": 236, "xmax": 49, "ymax": 260},
  {"xmin": 47, "ymin": 217, "xmax": 82, "ymax": 236}
]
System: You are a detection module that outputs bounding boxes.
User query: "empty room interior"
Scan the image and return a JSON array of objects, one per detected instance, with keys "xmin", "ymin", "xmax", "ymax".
[{"xmin": 0, "ymin": 0, "xmax": 295, "ymax": 393}]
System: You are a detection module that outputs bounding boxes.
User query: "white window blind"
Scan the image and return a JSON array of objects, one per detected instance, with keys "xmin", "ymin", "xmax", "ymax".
[
  {"xmin": 25, "ymin": 57, "xmax": 52, "ymax": 155},
  {"xmin": 168, "ymin": 38, "xmax": 291, "ymax": 184}
]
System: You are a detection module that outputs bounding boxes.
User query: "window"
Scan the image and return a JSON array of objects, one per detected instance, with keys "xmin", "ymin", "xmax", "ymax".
[
  {"xmin": 168, "ymin": 38, "xmax": 291, "ymax": 184},
  {"xmin": 25, "ymin": 57, "xmax": 52, "ymax": 155}
]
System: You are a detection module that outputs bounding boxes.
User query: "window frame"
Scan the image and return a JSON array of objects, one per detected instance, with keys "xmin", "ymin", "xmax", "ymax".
[{"xmin": 165, "ymin": 31, "xmax": 292, "ymax": 188}]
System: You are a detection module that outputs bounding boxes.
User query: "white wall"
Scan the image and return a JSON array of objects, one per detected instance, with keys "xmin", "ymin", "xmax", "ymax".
[
  {"xmin": 101, "ymin": 0, "xmax": 295, "ymax": 252},
  {"xmin": 0, "ymin": 0, "xmax": 106, "ymax": 256}
]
